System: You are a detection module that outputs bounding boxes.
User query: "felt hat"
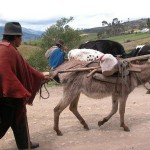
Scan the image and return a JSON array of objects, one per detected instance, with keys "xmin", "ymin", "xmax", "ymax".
[
  {"xmin": 56, "ymin": 39, "xmax": 64, "ymax": 46},
  {"xmin": 3, "ymin": 22, "xmax": 23, "ymax": 35}
]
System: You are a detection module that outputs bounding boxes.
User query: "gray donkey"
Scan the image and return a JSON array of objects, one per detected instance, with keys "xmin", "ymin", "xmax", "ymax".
[{"xmin": 53, "ymin": 59, "xmax": 150, "ymax": 136}]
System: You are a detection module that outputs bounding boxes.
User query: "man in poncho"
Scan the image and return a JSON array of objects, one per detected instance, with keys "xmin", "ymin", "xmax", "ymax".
[{"xmin": 0, "ymin": 22, "xmax": 49, "ymax": 149}]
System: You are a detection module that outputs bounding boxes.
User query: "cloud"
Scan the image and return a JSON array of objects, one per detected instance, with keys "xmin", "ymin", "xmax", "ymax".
[{"xmin": 0, "ymin": 0, "xmax": 149, "ymax": 31}]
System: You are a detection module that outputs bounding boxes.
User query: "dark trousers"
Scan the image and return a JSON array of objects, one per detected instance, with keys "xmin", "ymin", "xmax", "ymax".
[{"xmin": 0, "ymin": 98, "xmax": 30, "ymax": 149}]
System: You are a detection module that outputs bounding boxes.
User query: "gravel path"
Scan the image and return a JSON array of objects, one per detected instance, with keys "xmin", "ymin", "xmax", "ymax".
[{"xmin": 1, "ymin": 85, "xmax": 150, "ymax": 150}]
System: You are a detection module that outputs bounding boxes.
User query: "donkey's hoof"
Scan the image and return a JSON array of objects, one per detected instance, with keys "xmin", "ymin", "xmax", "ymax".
[
  {"xmin": 84, "ymin": 125, "xmax": 90, "ymax": 130},
  {"xmin": 54, "ymin": 128, "xmax": 63, "ymax": 136},
  {"xmin": 120, "ymin": 124, "xmax": 130, "ymax": 132},
  {"xmin": 124, "ymin": 126, "xmax": 130, "ymax": 132},
  {"xmin": 57, "ymin": 131, "xmax": 63, "ymax": 136},
  {"xmin": 146, "ymin": 90, "xmax": 150, "ymax": 94},
  {"xmin": 98, "ymin": 121, "xmax": 104, "ymax": 126}
]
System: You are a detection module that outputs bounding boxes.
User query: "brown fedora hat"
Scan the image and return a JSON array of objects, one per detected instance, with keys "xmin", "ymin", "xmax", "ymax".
[{"xmin": 3, "ymin": 22, "xmax": 23, "ymax": 35}]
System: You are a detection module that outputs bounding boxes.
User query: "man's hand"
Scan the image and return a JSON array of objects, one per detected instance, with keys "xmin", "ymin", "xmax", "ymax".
[{"xmin": 42, "ymin": 75, "xmax": 51, "ymax": 84}]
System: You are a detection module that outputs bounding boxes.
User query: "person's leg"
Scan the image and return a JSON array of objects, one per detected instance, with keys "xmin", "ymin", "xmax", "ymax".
[
  {"xmin": 11, "ymin": 99, "xmax": 39, "ymax": 149},
  {"xmin": 12, "ymin": 115, "xmax": 39, "ymax": 149},
  {"xmin": 0, "ymin": 98, "xmax": 14, "ymax": 139}
]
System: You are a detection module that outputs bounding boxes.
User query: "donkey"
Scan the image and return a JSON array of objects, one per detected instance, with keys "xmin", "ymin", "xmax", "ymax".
[{"xmin": 53, "ymin": 60, "xmax": 150, "ymax": 136}]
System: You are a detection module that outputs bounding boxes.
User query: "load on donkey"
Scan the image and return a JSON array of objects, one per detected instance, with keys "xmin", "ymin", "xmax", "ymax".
[{"xmin": 47, "ymin": 44, "xmax": 150, "ymax": 135}]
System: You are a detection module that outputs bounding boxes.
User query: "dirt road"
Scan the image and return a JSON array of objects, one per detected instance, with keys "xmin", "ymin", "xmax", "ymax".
[{"xmin": 1, "ymin": 85, "xmax": 150, "ymax": 150}]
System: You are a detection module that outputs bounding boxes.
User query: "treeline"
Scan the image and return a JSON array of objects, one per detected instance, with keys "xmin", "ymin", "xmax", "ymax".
[{"xmin": 82, "ymin": 18, "xmax": 150, "ymax": 39}]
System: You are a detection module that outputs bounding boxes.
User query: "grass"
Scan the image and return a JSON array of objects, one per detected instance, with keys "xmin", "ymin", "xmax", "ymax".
[
  {"xmin": 81, "ymin": 32, "xmax": 150, "ymax": 52},
  {"xmin": 19, "ymin": 32, "xmax": 150, "ymax": 59},
  {"xmin": 18, "ymin": 44, "xmax": 42, "ymax": 60},
  {"xmin": 107, "ymin": 32, "xmax": 150, "ymax": 44},
  {"xmin": 81, "ymin": 33, "xmax": 97, "ymax": 42}
]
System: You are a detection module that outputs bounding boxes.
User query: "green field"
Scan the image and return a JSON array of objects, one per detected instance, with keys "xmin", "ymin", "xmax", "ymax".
[
  {"xmin": 81, "ymin": 32, "xmax": 150, "ymax": 52},
  {"xmin": 18, "ymin": 45, "xmax": 41, "ymax": 60},
  {"xmin": 19, "ymin": 32, "xmax": 150, "ymax": 59}
]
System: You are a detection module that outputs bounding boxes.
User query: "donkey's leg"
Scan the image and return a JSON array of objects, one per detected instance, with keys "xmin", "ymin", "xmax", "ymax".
[
  {"xmin": 98, "ymin": 93, "xmax": 119, "ymax": 127},
  {"xmin": 69, "ymin": 94, "xmax": 89, "ymax": 130},
  {"xmin": 54, "ymin": 95, "xmax": 72, "ymax": 136},
  {"xmin": 119, "ymin": 95, "xmax": 130, "ymax": 131}
]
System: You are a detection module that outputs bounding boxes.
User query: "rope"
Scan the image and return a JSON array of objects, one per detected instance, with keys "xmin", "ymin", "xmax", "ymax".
[
  {"xmin": 118, "ymin": 59, "xmax": 150, "ymax": 94},
  {"xmin": 39, "ymin": 83, "xmax": 50, "ymax": 99}
]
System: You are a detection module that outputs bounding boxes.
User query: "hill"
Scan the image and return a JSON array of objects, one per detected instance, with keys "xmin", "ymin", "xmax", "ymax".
[
  {"xmin": 0, "ymin": 26, "xmax": 44, "ymax": 41},
  {"xmin": 81, "ymin": 18, "xmax": 148, "ymax": 33},
  {"xmin": 0, "ymin": 18, "xmax": 148, "ymax": 41}
]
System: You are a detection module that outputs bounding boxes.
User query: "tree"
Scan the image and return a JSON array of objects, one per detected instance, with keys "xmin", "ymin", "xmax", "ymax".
[
  {"xmin": 111, "ymin": 18, "xmax": 125, "ymax": 35},
  {"xmin": 28, "ymin": 17, "xmax": 82, "ymax": 71},
  {"xmin": 41, "ymin": 17, "xmax": 82, "ymax": 51},
  {"xmin": 98, "ymin": 18, "xmax": 125, "ymax": 39},
  {"xmin": 147, "ymin": 18, "xmax": 150, "ymax": 29},
  {"xmin": 102, "ymin": 21, "xmax": 108, "ymax": 27}
]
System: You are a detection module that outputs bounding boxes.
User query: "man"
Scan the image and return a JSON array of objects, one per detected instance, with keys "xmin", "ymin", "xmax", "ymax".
[{"xmin": 0, "ymin": 22, "xmax": 49, "ymax": 149}]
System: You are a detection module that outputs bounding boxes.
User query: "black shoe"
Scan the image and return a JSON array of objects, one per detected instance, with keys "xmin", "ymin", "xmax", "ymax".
[
  {"xmin": 30, "ymin": 142, "xmax": 39, "ymax": 149},
  {"xmin": 18, "ymin": 142, "xmax": 39, "ymax": 149}
]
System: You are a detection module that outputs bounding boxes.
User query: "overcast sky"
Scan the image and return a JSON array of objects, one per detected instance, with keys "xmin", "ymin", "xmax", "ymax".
[{"xmin": 0, "ymin": 0, "xmax": 149, "ymax": 31}]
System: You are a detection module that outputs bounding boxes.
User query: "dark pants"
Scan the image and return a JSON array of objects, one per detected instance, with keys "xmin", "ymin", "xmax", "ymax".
[{"xmin": 0, "ymin": 98, "xmax": 30, "ymax": 149}]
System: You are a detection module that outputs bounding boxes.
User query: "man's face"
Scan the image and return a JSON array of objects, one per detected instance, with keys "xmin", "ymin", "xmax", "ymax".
[{"xmin": 15, "ymin": 35, "xmax": 22, "ymax": 47}]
